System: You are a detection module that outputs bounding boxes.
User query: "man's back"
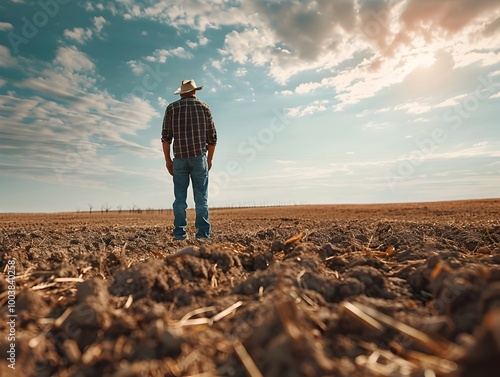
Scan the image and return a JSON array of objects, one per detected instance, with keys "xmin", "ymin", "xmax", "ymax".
[{"xmin": 163, "ymin": 96, "xmax": 216, "ymax": 159}]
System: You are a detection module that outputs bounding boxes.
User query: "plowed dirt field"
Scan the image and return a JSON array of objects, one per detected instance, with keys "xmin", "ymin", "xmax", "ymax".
[{"xmin": 1, "ymin": 199, "xmax": 500, "ymax": 377}]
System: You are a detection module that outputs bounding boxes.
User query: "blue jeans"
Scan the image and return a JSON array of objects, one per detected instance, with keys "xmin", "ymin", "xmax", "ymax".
[{"xmin": 172, "ymin": 154, "xmax": 210, "ymax": 239}]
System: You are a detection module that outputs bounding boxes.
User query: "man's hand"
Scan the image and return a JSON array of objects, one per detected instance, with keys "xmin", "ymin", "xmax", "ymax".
[
  {"xmin": 166, "ymin": 159, "xmax": 173, "ymax": 176},
  {"xmin": 207, "ymin": 144, "xmax": 215, "ymax": 171},
  {"xmin": 162, "ymin": 142, "xmax": 173, "ymax": 175}
]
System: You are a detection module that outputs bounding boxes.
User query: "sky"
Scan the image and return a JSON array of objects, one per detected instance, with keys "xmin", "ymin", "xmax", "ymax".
[{"xmin": 0, "ymin": 0, "xmax": 499, "ymax": 213}]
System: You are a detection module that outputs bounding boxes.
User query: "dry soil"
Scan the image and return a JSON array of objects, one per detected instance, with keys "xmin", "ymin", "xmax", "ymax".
[{"xmin": 1, "ymin": 200, "xmax": 500, "ymax": 377}]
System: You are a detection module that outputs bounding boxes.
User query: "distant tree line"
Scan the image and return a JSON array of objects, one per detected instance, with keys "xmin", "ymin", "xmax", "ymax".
[{"xmin": 77, "ymin": 202, "xmax": 308, "ymax": 214}]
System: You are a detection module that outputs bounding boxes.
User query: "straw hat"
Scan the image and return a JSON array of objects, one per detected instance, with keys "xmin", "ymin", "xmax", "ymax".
[{"xmin": 174, "ymin": 79, "xmax": 203, "ymax": 95}]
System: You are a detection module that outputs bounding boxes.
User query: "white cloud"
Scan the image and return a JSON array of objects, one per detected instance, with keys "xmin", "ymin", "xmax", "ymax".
[
  {"xmin": 377, "ymin": 107, "xmax": 392, "ymax": 113},
  {"xmin": 186, "ymin": 40, "xmax": 198, "ymax": 49},
  {"xmin": 383, "ymin": 141, "xmax": 500, "ymax": 179},
  {"xmin": 295, "ymin": 81, "xmax": 323, "ymax": 95},
  {"xmin": 0, "ymin": 45, "xmax": 16, "ymax": 67},
  {"xmin": 127, "ymin": 60, "xmax": 145, "ymax": 75},
  {"xmin": 434, "ymin": 94, "xmax": 465, "ymax": 108},
  {"xmin": 0, "ymin": 22, "xmax": 13, "ymax": 31},
  {"xmin": 394, "ymin": 102, "xmax": 433, "ymax": 114},
  {"xmin": 414, "ymin": 117, "xmax": 431, "ymax": 123},
  {"xmin": 220, "ymin": 28, "xmax": 275, "ymax": 66},
  {"xmin": 425, "ymin": 142, "xmax": 500, "ymax": 160},
  {"xmin": 287, "ymin": 104, "xmax": 327, "ymax": 118},
  {"xmin": 313, "ymin": 99, "xmax": 329, "ymax": 105},
  {"xmin": 216, "ymin": 0, "xmax": 500, "ymax": 107},
  {"xmin": 187, "ymin": 35, "xmax": 210, "ymax": 49},
  {"xmin": 63, "ymin": 16, "xmax": 108, "ymax": 44},
  {"xmin": 93, "ymin": 16, "xmax": 107, "ymax": 33},
  {"xmin": 235, "ymin": 68, "xmax": 247, "ymax": 77},
  {"xmin": 157, "ymin": 96, "xmax": 168, "ymax": 108},
  {"xmin": 473, "ymin": 141, "xmax": 489, "ymax": 148},
  {"xmin": 116, "ymin": 0, "xmax": 248, "ymax": 33},
  {"xmin": 145, "ymin": 47, "xmax": 193, "ymax": 63},
  {"xmin": 362, "ymin": 121, "xmax": 391, "ymax": 130},
  {"xmin": 210, "ymin": 60, "xmax": 224, "ymax": 71},
  {"xmin": 2, "ymin": 45, "xmax": 160, "ymax": 188},
  {"xmin": 57, "ymin": 46, "xmax": 95, "ymax": 72},
  {"xmin": 105, "ymin": 0, "xmax": 498, "ymax": 107},
  {"xmin": 199, "ymin": 35, "xmax": 209, "ymax": 46},
  {"xmin": 64, "ymin": 27, "xmax": 93, "ymax": 44}
]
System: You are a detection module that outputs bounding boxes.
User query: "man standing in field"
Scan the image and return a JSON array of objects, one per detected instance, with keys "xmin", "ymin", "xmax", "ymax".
[{"xmin": 161, "ymin": 79, "xmax": 217, "ymax": 240}]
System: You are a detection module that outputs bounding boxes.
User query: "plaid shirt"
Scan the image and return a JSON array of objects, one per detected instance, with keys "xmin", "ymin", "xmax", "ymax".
[{"xmin": 161, "ymin": 96, "xmax": 217, "ymax": 159}]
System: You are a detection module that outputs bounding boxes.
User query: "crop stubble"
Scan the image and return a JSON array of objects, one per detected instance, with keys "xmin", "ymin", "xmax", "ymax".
[{"xmin": 1, "ymin": 199, "xmax": 500, "ymax": 376}]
